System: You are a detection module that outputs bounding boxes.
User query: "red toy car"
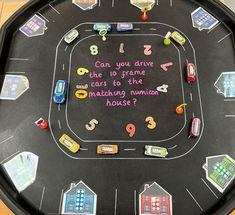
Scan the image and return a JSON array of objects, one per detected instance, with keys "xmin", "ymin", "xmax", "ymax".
[
  {"xmin": 186, "ymin": 63, "xmax": 196, "ymax": 83},
  {"xmin": 189, "ymin": 117, "xmax": 201, "ymax": 138}
]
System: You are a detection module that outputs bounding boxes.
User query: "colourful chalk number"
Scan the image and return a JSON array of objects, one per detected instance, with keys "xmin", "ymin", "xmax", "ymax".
[
  {"xmin": 144, "ymin": 45, "xmax": 152, "ymax": 56},
  {"xmin": 75, "ymin": 89, "xmax": 88, "ymax": 99},
  {"xmin": 126, "ymin": 123, "xmax": 136, "ymax": 137},
  {"xmin": 157, "ymin": 84, "xmax": 169, "ymax": 93},
  {"xmin": 90, "ymin": 45, "xmax": 98, "ymax": 56},
  {"xmin": 85, "ymin": 119, "xmax": 98, "ymax": 131},
  {"xmin": 77, "ymin": 67, "xmax": 89, "ymax": 76},
  {"xmin": 145, "ymin": 116, "xmax": 156, "ymax": 129}
]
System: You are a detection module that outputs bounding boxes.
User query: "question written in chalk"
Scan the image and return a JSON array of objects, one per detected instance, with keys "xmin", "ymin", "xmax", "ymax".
[{"xmin": 82, "ymin": 60, "xmax": 159, "ymax": 107}]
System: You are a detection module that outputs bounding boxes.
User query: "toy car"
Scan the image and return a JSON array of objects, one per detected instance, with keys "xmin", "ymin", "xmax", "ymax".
[
  {"xmin": 97, "ymin": 144, "xmax": 118, "ymax": 154},
  {"xmin": 144, "ymin": 145, "xmax": 168, "ymax": 158},
  {"xmin": 189, "ymin": 117, "xmax": 201, "ymax": 138},
  {"xmin": 53, "ymin": 80, "xmax": 67, "ymax": 104},
  {"xmin": 64, "ymin": 29, "xmax": 79, "ymax": 44},
  {"xmin": 116, "ymin": 23, "xmax": 133, "ymax": 32},
  {"xmin": 59, "ymin": 134, "xmax": 80, "ymax": 153},
  {"xmin": 170, "ymin": 31, "xmax": 186, "ymax": 45},
  {"xmin": 186, "ymin": 63, "xmax": 196, "ymax": 83},
  {"xmin": 93, "ymin": 23, "xmax": 112, "ymax": 32}
]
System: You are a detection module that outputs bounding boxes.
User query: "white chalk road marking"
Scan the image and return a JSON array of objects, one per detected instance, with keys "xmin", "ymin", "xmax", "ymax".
[
  {"xmin": 49, "ymin": 4, "xmax": 61, "ymax": 15},
  {"xmin": 168, "ymin": 145, "xmax": 177, "ymax": 150},
  {"xmin": 186, "ymin": 188, "xmax": 203, "ymax": 211},
  {"xmin": 225, "ymin": 115, "xmax": 235, "ymax": 117},
  {"xmin": 124, "ymin": 148, "xmax": 136, "ymax": 151},
  {"xmin": 134, "ymin": 190, "xmax": 137, "ymax": 215},
  {"xmin": 39, "ymin": 186, "xmax": 46, "ymax": 210},
  {"xmin": 201, "ymin": 178, "xmax": 218, "ymax": 199},
  {"xmin": 114, "ymin": 189, "xmax": 118, "ymax": 215},
  {"xmin": 218, "ymin": 33, "xmax": 232, "ymax": 43},
  {"xmin": 37, "ymin": 12, "xmax": 50, "ymax": 23},
  {"xmin": 58, "ymin": 120, "xmax": 62, "ymax": 130},
  {"xmin": 0, "ymin": 136, "xmax": 14, "ymax": 145},
  {"xmin": 190, "ymin": 93, "xmax": 193, "ymax": 101},
  {"xmin": 9, "ymin": 58, "xmax": 29, "ymax": 61},
  {"xmin": 48, "ymin": 21, "xmax": 204, "ymax": 160},
  {"xmin": 65, "ymin": 33, "xmax": 187, "ymax": 144}
]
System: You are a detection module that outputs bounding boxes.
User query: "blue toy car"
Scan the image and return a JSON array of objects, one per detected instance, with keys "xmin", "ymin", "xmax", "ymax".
[
  {"xmin": 93, "ymin": 23, "xmax": 112, "ymax": 32},
  {"xmin": 53, "ymin": 80, "xmax": 67, "ymax": 104},
  {"xmin": 116, "ymin": 23, "xmax": 133, "ymax": 32}
]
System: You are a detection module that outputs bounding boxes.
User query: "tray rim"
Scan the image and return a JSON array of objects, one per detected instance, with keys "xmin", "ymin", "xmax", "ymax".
[{"xmin": 0, "ymin": 0, "xmax": 235, "ymax": 214}]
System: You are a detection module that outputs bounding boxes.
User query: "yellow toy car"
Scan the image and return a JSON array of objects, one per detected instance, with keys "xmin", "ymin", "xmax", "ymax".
[
  {"xmin": 59, "ymin": 134, "xmax": 80, "ymax": 153},
  {"xmin": 97, "ymin": 144, "xmax": 118, "ymax": 155},
  {"xmin": 170, "ymin": 31, "xmax": 186, "ymax": 45}
]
